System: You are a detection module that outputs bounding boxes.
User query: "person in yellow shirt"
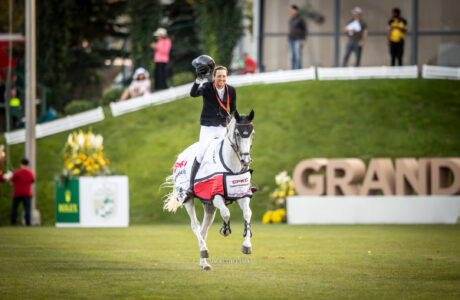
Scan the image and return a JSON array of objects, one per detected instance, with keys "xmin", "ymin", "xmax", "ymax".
[{"xmin": 387, "ymin": 8, "xmax": 408, "ymax": 66}]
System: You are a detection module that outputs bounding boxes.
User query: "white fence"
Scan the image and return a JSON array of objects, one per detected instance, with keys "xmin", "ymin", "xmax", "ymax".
[
  {"xmin": 317, "ymin": 65, "xmax": 418, "ymax": 80},
  {"xmin": 110, "ymin": 68, "xmax": 317, "ymax": 117},
  {"xmin": 5, "ymin": 107, "xmax": 105, "ymax": 145},
  {"xmin": 5, "ymin": 65, "xmax": 458, "ymax": 143},
  {"xmin": 422, "ymin": 64, "xmax": 460, "ymax": 80}
]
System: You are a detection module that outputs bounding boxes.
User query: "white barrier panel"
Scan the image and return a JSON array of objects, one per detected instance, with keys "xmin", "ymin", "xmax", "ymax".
[
  {"xmin": 317, "ymin": 65, "xmax": 418, "ymax": 80},
  {"xmin": 5, "ymin": 107, "xmax": 105, "ymax": 145},
  {"xmin": 228, "ymin": 67, "xmax": 316, "ymax": 87},
  {"xmin": 110, "ymin": 83, "xmax": 191, "ymax": 117},
  {"xmin": 110, "ymin": 68, "xmax": 316, "ymax": 117},
  {"xmin": 56, "ymin": 176, "xmax": 129, "ymax": 228},
  {"xmin": 287, "ymin": 196, "xmax": 460, "ymax": 224},
  {"xmin": 422, "ymin": 64, "xmax": 460, "ymax": 80}
]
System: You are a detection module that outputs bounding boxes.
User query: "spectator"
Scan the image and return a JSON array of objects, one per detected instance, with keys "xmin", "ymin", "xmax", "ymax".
[
  {"xmin": 342, "ymin": 7, "xmax": 368, "ymax": 67},
  {"xmin": 150, "ymin": 28, "xmax": 172, "ymax": 90},
  {"xmin": 288, "ymin": 5, "xmax": 307, "ymax": 70},
  {"xmin": 238, "ymin": 53, "xmax": 257, "ymax": 74},
  {"xmin": 119, "ymin": 67, "xmax": 151, "ymax": 101},
  {"xmin": 10, "ymin": 158, "xmax": 35, "ymax": 226},
  {"xmin": 388, "ymin": 8, "xmax": 408, "ymax": 66}
]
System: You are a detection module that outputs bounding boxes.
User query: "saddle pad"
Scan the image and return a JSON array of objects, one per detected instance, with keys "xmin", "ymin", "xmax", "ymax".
[{"xmin": 172, "ymin": 139, "xmax": 252, "ymax": 203}]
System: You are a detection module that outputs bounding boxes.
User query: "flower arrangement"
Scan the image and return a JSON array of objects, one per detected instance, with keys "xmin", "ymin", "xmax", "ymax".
[
  {"xmin": 262, "ymin": 171, "xmax": 295, "ymax": 224},
  {"xmin": 62, "ymin": 130, "xmax": 111, "ymax": 178}
]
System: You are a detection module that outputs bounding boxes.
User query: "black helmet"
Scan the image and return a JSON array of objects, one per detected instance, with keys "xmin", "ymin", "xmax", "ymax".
[{"xmin": 192, "ymin": 55, "xmax": 216, "ymax": 77}]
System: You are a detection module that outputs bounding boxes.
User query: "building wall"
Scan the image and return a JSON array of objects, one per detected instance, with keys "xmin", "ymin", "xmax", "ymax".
[{"xmin": 260, "ymin": 0, "xmax": 460, "ymax": 71}]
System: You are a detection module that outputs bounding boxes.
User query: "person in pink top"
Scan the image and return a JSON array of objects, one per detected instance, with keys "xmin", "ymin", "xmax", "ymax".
[{"xmin": 150, "ymin": 27, "xmax": 171, "ymax": 90}]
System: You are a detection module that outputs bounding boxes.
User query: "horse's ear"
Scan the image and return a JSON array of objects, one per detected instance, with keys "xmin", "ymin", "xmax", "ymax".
[
  {"xmin": 248, "ymin": 109, "xmax": 254, "ymax": 121},
  {"xmin": 233, "ymin": 110, "xmax": 241, "ymax": 122}
]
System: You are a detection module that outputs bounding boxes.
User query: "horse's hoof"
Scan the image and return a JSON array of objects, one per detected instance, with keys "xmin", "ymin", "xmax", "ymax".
[
  {"xmin": 241, "ymin": 245, "xmax": 252, "ymax": 255},
  {"xmin": 220, "ymin": 227, "xmax": 231, "ymax": 236},
  {"xmin": 200, "ymin": 250, "xmax": 209, "ymax": 258},
  {"xmin": 202, "ymin": 265, "xmax": 212, "ymax": 271}
]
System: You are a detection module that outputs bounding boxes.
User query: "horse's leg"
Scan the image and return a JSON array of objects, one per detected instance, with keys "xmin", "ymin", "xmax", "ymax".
[
  {"xmin": 184, "ymin": 199, "xmax": 212, "ymax": 270},
  {"xmin": 200, "ymin": 203, "xmax": 217, "ymax": 240},
  {"xmin": 213, "ymin": 195, "xmax": 232, "ymax": 236},
  {"xmin": 237, "ymin": 197, "xmax": 253, "ymax": 254}
]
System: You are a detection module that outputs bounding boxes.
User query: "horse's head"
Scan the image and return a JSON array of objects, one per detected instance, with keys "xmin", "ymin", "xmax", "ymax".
[{"xmin": 227, "ymin": 110, "xmax": 255, "ymax": 168}]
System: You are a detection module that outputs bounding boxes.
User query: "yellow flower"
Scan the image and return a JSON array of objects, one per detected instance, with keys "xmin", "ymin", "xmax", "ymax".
[
  {"xmin": 86, "ymin": 165, "xmax": 93, "ymax": 172},
  {"xmin": 73, "ymin": 169, "xmax": 81, "ymax": 175},
  {"xmin": 66, "ymin": 162, "xmax": 74, "ymax": 170},
  {"xmin": 279, "ymin": 191, "xmax": 286, "ymax": 198},
  {"xmin": 262, "ymin": 211, "xmax": 273, "ymax": 224},
  {"xmin": 288, "ymin": 189, "xmax": 295, "ymax": 196},
  {"xmin": 271, "ymin": 211, "xmax": 282, "ymax": 223}
]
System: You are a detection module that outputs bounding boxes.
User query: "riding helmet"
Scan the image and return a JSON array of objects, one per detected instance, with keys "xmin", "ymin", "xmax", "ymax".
[{"xmin": 192, "ymin": 55, "xmax": 216, "ymax": 77}]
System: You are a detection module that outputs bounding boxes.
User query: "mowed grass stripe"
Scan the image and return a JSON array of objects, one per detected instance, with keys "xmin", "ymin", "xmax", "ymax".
[{"xmin": 0, "ymin": 225, "xmax": 459, "ymax": 299}]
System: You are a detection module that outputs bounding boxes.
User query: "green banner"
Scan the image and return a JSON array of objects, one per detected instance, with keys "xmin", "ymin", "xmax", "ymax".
[{"xmin": 55, "ymin": 179, "xmax": 80, "ymax": 223}]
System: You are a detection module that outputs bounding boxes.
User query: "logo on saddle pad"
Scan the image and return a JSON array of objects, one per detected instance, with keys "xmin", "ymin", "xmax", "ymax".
[
  {"xmin": 174, "ymin": 160, "xmax": 187, "ymax": 173},
  {"xmin": 232, "ymin": 178, "xmax": 249, "ymax": 185}
]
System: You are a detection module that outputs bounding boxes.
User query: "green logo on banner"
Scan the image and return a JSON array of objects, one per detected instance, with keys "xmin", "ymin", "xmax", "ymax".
[{"xmin": 55, "ymin": 179, "xmax": 80, "ymax": 223}]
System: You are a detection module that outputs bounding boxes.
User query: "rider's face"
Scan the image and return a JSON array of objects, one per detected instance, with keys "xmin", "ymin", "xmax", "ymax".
[{"xmin": 214, "ymin": 69, "xmax": 227, "ymax": 89}]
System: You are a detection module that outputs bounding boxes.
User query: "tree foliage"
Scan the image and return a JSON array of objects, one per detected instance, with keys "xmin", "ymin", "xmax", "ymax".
[
  {"xmin": 128, "ymin": 0, "xmax": 161, "ymax": 73},
  {"xmin": 193, "ymin": 0, "xmax": 244, "ymax": 69},
  {"xmin": 163, "ymin": 0, "xmax": 200, "ymax": 76},
  {"xmin": 36, "ymin": 0, "xmax": 128, "ymax": 111}
]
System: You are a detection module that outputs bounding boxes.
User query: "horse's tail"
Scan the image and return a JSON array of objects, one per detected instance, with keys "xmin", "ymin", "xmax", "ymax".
[{"xmin": 162, "ymin": 174, "xmax": 181, "ymax": 213}]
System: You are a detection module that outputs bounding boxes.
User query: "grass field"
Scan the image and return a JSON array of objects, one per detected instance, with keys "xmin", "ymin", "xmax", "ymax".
[
  {"xmin": 1, "ymin": 224, "xmax": 459, "ymax": 299},
  {"xmin": 1, "ymin": 79, "xmax": 459, "ymax": 225}
]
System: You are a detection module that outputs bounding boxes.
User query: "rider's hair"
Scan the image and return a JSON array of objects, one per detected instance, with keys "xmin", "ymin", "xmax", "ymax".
[{"xmin": 213, "ymin": 65, "xmax": 228, "ymax": 77}]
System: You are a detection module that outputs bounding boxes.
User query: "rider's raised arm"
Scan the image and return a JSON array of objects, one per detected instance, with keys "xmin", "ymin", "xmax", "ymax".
[{"xmin": 190, "ymin": 79, "xmax": 207, "ymax": 97}]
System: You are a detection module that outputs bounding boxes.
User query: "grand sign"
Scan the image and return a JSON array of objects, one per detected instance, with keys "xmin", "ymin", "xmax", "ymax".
[{"xmin": 293, "ymin": 158, "xmax": 460, "ymax": 196}]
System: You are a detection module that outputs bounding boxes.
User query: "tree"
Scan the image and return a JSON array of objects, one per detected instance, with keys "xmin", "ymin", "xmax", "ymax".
[
  {"xmin": 37, "ymin": 0, "xmax": 70, "ymax": 111},
  {"xmin": 193, "ymin": 0, "xmax": 244, "ymax": 69},
  {"xmin": 128, "ymin": 0, "xmax": 161, "ymax": 74},
  {"xmin": 36, "ymin": 0, "xmax": 128, "ymax": 110},
  {"xmin": 163, "ymin": 0, "xmax": 201, "ymax": 76}
]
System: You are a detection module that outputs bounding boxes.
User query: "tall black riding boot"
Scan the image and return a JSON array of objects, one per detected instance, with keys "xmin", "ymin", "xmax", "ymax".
[{"xmin": 186, "ymin": 158, "xmax": 201, "ymax": 197}]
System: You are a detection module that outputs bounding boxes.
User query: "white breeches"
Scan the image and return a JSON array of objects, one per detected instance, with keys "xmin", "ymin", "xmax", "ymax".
[{"xmin": 196, "ymin": 125, "xmax": 226, "ymax": 163}]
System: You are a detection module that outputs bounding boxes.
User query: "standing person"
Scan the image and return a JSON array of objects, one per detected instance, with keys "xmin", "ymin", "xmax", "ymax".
[
  {"xmin": 187, "ymin": 56, "xmax": 237, "ymax": 197},
  {"xmin": 150, "ymin": 27, "xmax": 171, "ymax": 90},
  {"xmin": 288, "ymin": 5, "xmax": 307, "ymax": 70},
  {"xmin": 388, "ymin": 8, "xmax": 408, "ymax": 66},
  {"xmin": 10, "ymin": 158, "xmax": 35, "ymax": 226},
  {"xmin": 342, "ymin": 7, "xmax": 368, "ymax": 67}
]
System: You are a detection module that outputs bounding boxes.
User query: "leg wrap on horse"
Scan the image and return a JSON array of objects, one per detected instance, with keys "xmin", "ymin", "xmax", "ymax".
[
  {"xmin": 243, "ymin": 220, "xmax": 252, "ymax": 238},
  {"xmin": 220, "ymin": 220, "xmax": 232, "ymax": 236}
]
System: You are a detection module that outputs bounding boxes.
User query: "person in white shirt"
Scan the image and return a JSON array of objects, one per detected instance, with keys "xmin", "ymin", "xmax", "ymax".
[
  {"xmin": 119, "ymin": 67, "xmax": 151, "ymax": 101},
  {"xmin": 342, "ymin": 7, "xmax": 368, "ymax": 67}
]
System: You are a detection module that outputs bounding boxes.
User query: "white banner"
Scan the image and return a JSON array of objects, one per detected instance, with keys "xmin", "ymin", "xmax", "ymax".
[{"xmin": 287, "ymin": 196, "xmax": 460, "ymax": 224}]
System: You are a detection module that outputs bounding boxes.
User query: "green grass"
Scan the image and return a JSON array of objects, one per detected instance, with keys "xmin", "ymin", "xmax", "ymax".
[
  {"xmin": 1, "ymin": 79, "xmax": 460, "ymax": 225},
  {"xmin": 0, "ymin": 225, "xmax": 459, "ymax": 299}
]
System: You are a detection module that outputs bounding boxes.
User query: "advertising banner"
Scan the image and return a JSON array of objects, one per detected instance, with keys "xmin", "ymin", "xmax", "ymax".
[{"xmin": 55, "ymin": 176, "xmax": 129, "ymax": 227}]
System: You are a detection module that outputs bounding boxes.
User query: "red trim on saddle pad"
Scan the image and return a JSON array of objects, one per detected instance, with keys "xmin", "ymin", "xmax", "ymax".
[{"xmin": 194, "ymin": 175, "xmax": 224, "ymax": 200}]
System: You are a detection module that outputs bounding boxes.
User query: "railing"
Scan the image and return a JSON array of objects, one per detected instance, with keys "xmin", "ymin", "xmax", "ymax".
[{"xmin": 4, "ymin": 65, "xmax": 458, "ymax": 144}]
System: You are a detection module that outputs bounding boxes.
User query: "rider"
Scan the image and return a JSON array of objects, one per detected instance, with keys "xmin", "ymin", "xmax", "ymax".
[{"xmin": 188, "ymin": 55, "xmax": 237, "ymax": 197}]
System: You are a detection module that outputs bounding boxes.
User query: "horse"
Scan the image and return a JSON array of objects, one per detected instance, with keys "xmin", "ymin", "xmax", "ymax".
[{"xmin": 163, "ymin": 110, "xmax": 255, "ymax": 270}]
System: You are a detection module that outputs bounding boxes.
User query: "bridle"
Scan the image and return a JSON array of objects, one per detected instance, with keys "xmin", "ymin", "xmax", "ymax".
[{"xmin": 226, "ymin": 122, "xmax": 254, "ymax": 171}]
